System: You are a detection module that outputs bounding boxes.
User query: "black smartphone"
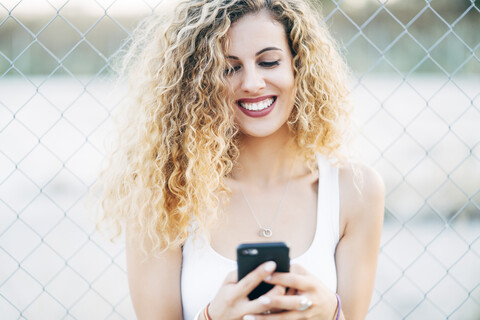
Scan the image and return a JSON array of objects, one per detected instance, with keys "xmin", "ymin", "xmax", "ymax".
[{"xmin": 237, "ymin": 242, "xmax": 290, "ymax": 300}]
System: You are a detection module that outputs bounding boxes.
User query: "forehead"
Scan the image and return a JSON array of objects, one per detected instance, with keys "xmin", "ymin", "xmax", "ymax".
[{"xmin": 226, "ymin": 10, "xmax": 288, "ymax": 54}]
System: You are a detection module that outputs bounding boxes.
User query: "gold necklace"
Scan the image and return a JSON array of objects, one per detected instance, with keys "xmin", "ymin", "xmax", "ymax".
[{"xmin": 238, "ymin": 157, "xmax": 296, "ymax": 238}]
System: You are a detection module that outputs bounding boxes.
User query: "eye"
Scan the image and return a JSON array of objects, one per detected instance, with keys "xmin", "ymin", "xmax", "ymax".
[
  {"xmin": 225, "ymin": 65, "xmax": 241, "ymax": 75},
  {"xmin": 259, "ymin": 60, "xmax": 280, "ymax": 68}
]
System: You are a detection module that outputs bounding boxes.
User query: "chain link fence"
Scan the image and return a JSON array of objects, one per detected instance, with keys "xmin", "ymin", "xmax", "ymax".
[{"xmin": 0, "ymin": 0, "xmax": 479, "ymax": 319}]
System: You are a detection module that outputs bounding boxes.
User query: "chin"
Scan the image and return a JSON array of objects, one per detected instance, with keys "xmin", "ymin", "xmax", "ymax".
[{"xmin": 237, "ymin": 122, "xmax": 291, "ymax": 139}]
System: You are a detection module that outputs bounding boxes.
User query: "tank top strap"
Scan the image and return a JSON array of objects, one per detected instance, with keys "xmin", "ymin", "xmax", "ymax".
[{"xmin": 314, "ymin": 153, "xmax": 340, "ymax": 250}]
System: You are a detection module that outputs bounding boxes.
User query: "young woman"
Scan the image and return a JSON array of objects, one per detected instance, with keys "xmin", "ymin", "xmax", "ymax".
[{"xmin": 97, "ymin": 0, "xmax": 384, "ymax": 319}]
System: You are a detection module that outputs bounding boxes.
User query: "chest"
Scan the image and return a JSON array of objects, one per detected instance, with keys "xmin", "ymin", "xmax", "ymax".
[{"xmin": 211, "ymin": 175, "xmax": 319, "ymax": 260}]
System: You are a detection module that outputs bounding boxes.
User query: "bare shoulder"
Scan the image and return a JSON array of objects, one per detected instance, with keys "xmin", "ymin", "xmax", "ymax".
[
  {"xmin": 338, "ymin": 162, "xmax": 385, "ymax": 233},
  {"xmin": 339, "ymin": 162, "xmax": 385, "ymax": 205}
]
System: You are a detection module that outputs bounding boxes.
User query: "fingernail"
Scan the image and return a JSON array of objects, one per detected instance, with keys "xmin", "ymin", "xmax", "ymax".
[
  {"xmin": 258, "ymin": 296, "xmax": 271, "ymax": 305},
  {"xmin": 243, "ymin": 315, "xmax": 255, "ymax": 320},
  {"xmin": 264, "ymin": 261, "xmax": 276, "ymax": 272},
  {"xmin": 265, "ymin": 275, "xmax": 272, "ymax": 281}
]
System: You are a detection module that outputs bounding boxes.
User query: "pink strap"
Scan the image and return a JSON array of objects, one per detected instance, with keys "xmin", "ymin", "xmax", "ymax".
[{"xmin": 335, "ymin": 293, "xmax": 342, "ymax": 320}]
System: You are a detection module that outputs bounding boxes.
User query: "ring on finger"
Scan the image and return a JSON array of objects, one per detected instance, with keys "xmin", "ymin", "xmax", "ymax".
[{"xmin": 297, "ymin": 295, "xmax": 313, "ymax": 311}]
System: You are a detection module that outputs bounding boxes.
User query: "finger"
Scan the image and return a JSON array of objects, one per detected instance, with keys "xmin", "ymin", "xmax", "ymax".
[
  {"xmin": 241, "ymin": 294, "xmax": 276, "ymax": 316},
  {"xmin": 264, "ymin": 285, "xmax": 286, "ymax": 297},
  {"xmin": 243, "ymin": 291, "xmax": 302, "ymax": 316},
  {"xmin": 265, "ymin": 272, "xmax": 313, "ymax": 291},
  {"xmin": 245, "ymin": 287, "xmax": 302, "ymax": 317},
  {"xmin": 252, "ymin": 310, "xmax": 309, "ymax": 320},
  {"xmin": 237, "ymin": 261, "xmax": 277, "ymax": 298},
  {"xmin": 290, "ymin": 263, "xmax": 309, "ymax": 275},
  {"xmin": 266, "ymin": 294, "xmax": 313, "ymax": 312},
  {"xmin": 224, "ymin": 270, "xmax": 238, "ymax": 284},
  {"xmin": 262, "ymin": 285, "xmax": 286, "ymax": 314}
]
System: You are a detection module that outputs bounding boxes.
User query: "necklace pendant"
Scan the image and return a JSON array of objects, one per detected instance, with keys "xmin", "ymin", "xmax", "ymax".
[{"xmin": 259, "ymin": 228, "xmax": 273, "ymax": 238}]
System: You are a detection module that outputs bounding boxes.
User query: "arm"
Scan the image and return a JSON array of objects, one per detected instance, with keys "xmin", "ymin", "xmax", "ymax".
[
  {"xmin": 335, "ymin": 163, "xmax": 385, "ymax": 320},
  {"xmin": 126, "ymin": 226, "xmax": 183, "ymax": 320}
]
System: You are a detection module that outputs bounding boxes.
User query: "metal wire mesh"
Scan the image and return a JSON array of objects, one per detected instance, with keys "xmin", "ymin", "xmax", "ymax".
[{"xmin": 0, "ymin": 0, "xmax": 479, "ymax": 319}]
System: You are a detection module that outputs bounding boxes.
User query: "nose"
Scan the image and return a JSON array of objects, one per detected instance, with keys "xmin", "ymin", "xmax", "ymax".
[{"xmin": 240, "ymin": 65, "xmax": 265, "ymax": 93}]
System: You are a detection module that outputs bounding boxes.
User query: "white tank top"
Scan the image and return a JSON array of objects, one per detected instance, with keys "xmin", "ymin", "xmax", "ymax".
[{"xmin": 181, "ymin": 154, "xmax": 340, "ymax": 320}]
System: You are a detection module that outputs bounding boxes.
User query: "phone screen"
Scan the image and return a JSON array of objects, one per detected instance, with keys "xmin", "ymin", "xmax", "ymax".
[{"xmin": 237, "ymin": 242, "xmax": 290, "ymax": 300}]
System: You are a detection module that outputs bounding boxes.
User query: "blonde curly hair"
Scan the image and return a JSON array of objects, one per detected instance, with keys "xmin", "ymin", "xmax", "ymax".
[{"xmin": 96, "ymin": 0, "xmax": 353, "ymax": 254}]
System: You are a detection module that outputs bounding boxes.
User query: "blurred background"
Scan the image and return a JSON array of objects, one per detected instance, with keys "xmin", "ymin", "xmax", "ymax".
[{"xmin": 0, "ymin": 0, "xmax": 479, "ymax": 319}]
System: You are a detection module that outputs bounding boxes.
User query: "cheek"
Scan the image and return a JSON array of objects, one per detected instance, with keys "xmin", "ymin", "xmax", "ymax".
[
  {"xmin": 225, "ymin": 79, "xmax": 238, "ymax": 99},
  {"xmin": 278, "ymin": 77, "xmax": 296, "ymax": 103},
  {"xmin": 272, "ymin": 66, "xmax": 295, "ymax": 91},
  {"xmin": 227, "ymin": 76, "xmax": 243, "ymax": 95}
]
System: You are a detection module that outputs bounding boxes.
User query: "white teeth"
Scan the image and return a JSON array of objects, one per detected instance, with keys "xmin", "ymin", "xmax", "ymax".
[{"xmin": 239, "ymin": 97, "xmax": 275, "ymax": 111}]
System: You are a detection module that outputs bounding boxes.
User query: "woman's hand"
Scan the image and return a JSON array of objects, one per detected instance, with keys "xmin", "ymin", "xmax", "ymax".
[
  {"xmin": 206, "ymin": 261, "xmax": 287, "ymax": 320},
  {"xmin": 248, "ymin": 264, "xmax": 339, "ymax": 320}
]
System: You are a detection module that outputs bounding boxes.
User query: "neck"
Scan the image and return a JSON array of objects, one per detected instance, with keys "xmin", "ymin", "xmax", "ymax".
[{"xmin": 233, "ymin": 125, "xmax": 298, "ymax": 187}]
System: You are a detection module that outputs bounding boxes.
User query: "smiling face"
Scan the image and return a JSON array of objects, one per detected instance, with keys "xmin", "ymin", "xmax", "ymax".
[{"xmin": 225, "ymin": 10, "xmax": 296, "ymax": 138}]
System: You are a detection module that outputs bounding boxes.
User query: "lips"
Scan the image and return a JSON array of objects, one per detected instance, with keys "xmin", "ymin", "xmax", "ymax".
[{"xmin": 236, "ymin": 96, "xmax": 277, "ymax": 118}]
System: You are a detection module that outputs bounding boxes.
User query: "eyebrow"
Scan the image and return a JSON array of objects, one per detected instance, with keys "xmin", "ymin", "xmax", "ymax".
[{"xmin": 227, "ymin": 47, "xmax": 282, "ymax": 60}]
